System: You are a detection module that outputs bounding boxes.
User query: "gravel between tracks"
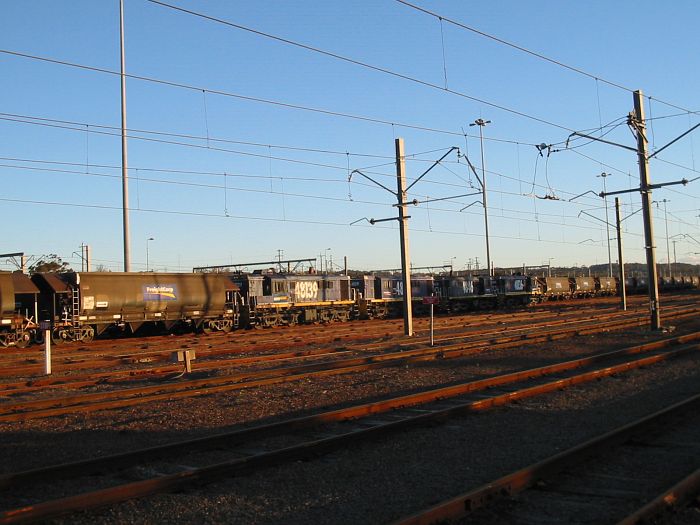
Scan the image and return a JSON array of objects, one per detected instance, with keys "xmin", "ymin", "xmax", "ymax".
[{"xmin": 2, "ymin": 312, "xmax": 700, "ymax": 524}]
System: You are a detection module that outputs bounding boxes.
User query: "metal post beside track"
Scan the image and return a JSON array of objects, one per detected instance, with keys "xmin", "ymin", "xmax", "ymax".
[
  {"xmin": 41, "ymin": 321, "xmax": 51, "ymax": 375},
  {"xmin": 423, "ymin": 296, "xmax": 438, "ymax": 346},
  {"xmin": 615, "ymin": 198, "xmax": 627, "ymax": 311}
]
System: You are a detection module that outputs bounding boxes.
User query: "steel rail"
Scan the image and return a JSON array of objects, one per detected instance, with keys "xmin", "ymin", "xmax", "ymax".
[
  {"xmin": 0, "ymin": 308, "xmax": 689, "ymax": 419},
  {"xmin": 0, "ymin": 305, "xmax": 642, "ymax": 394},
  {"xmin": 2, "ymin": 331, "xmax": 697, "ymax": 491},
  {"xmin": 1, "ymin": 307, "xmax": 698, "ymax": 422},
  {"xmin": 0, "ymin": 298, "xmax": 624, "ymax": 372},
  {"xmin": 0, "ymin": 303, "xmax": 654, "ymax": 400},
  {"xmin": 0, "ymin": 303, "xmax": 599, "ymax": 377},
  {"xmin": 0, "ymin": 291, "xmax": 666, "ymax": 369},
  {"xmin": 616, "ymin": 468, "xmax": 700, "ymax": 525},
  {"xmin": 0, "ymin": 294, "xmax": 681, "ymax": 379},
  {"xmin": 1, "ymin": 340, "xmax": 698, "ymax": 523},
  {"xmin": 392, "ymin": 394, "xmax": 700, "ymax": 525}
]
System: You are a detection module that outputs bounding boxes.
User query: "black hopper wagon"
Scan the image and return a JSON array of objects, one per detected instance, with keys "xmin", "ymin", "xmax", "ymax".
[
  {"xmin": 0, "ymin": 271, "xmax": 39, "ymax": 348},
  {"xmin": 32, "ymin": 272, "xmax": 238, "ymax": 343}
]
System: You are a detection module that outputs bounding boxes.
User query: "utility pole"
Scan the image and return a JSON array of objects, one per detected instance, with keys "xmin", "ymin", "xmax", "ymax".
[
  {"xmin": 634, "ymin": 90, "xmax": 661, "ymax": 330},
  {"xmin": 146, "ymin": 237, "xmax": 154, "ymax": 272},
  {"xmin": 396, "ymin": 138, "xmax": 413, "ymax": 336},
  {"xmin": 615, "ymin": 198, "xmax": 626, "ymax": 311},
  {"xmin": 349, "ymin": 141, "xmax": 463, "ymax": 337},
  {"xmin": 672, "ymin": 240, "xmax": 678, "ymax": 268},
  {"xmin": 470, "ymin": 118, "xmax": 492, "ymax": 276},
  {"xmin": 597, "ymin": 172, "xmax": 613, "ymax": 277},
  {"xmin": 119, "ymin": 0, "xmax": 131, "ymax": 272}
]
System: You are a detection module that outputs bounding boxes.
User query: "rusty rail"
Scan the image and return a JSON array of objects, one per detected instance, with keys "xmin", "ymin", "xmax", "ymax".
[
  {"xmin": 1, "ymin": 306, "xmax": 698, "ymax": 422},
  {"xmin": 0, "ymin": 339, "xmax": 698, "ymax": 523}
]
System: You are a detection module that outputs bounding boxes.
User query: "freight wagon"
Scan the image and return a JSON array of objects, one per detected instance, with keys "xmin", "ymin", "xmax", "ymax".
[
  {"xmin": 32, "ymin": 272, "xmax": 238, "ymax": 343},
  {"xmin": 0, "ymin": 271, "xmax": 39, "ymax": 347}
]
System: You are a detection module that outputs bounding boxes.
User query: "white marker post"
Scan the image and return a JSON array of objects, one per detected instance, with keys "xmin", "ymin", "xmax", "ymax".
[
  {"xmin": 422, "ymin": 296, "xmax": 439, "ymax": 347},
  {"xmin": 40, "ymin": 321, "xmax": 51, "ymax": 375}
]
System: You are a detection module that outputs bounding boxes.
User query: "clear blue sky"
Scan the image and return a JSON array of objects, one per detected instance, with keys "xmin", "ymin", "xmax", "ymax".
[{"xmin": 2, "ymin": 1, "xmax": 699, "ymax": 273}]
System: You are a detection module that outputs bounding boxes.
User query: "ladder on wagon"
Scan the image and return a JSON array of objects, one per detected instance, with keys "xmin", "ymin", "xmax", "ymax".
[{"xmin": 71, "ymin": 288, "xmax": 81, "ymax": 331}]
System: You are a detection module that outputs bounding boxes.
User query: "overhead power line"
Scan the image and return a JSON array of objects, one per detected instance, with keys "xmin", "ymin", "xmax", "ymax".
[
  {"xmin": 0, "ymin": 48, "xmax": 529, "ymax": 145},
  {"xmin": 395, "ymin": 0, "xmax": 698, "ymax": 115},
  {"xmin": 0, "ymin": 156, "xmax": 631, "ymax": 230},
  {"xmin": 143, "ymin": 0, "xmax": 574, "ymax": 131},
  {"xmin": 0, "ymin": 195, "xmax": 633, "ymax": 249}
]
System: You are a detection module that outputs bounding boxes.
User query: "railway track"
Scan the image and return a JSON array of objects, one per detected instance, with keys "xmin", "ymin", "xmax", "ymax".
[
  {"xmin": 0, "ymin": 299, "xmax": 693, "ymax": 396},
  {"xmin": 394, "ymin": 393, "xmax": 700, "ymax": 525},
  {"xmin": 0, "ymin": 301, "xmax": 618, "ymax": 375},
  {"xmin": 0, "ymin": 300, "xmax": 666, "ymax": 395},
  {"xmin": 1, "ymin": 305, "xmax": 698, "ymax": 421},
  {"xmin": 0, "ymin": 294, "xmax": 684, "ymax": 378},
  {"xmin": 0, "ymin": 330, "xmax": 698, "ymax": 523}
]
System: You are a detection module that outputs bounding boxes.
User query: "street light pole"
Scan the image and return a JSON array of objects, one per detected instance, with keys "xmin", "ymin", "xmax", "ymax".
[
  {"xmin": 470, "ymin": 118, "xmax": 492, "ymax": 276},
  {"xmin": 671, "ymin": 239, "xmax": 679, "ymax": 277},
  {"xmin": 615, "ymin": 198, "xmax": 627, "ymax": 311},
  {"xmin": 325, "ymin": 248, "xmax": 331, "ymax": 273},
  {"xmin": 119, "ymin": 0, "xmax": 131, "ymax": 272},
  {"xmin": 597, "ymin": 172, "xmax": 613, "ymax": 277},
  {"xmin": 653, "ymin": 199, "xmax": 671, "ymax": 277},
  {"xmin": 663, "ymin": 199, "xmax": 671, "ymax": 278},
  {"xmin": 146, "ymin": 237, "xmax": 154, "ymax": 272}
]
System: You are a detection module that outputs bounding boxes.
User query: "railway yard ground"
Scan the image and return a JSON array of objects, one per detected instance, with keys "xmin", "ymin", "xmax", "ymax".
[{"xmin": 0, "ymin": 293, "xmax": 699, "ymax": 524}]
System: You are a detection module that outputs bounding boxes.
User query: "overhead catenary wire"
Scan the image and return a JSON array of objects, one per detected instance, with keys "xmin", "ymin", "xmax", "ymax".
[
  {"xmin": 0, "ymin": 144, "xmax": 609, "ymax": 208},
  {"xmin": 3, "ymin": 112, "xmax": 593, "ymax": 198},
  {"xmin": 0, "ymin": 195, "xmax": 642, "ymax": 248},
  {"xmin": 0, "ymin": 111, "xmax": 481, "ymax": 160},
  {"xmin": 394, "ymin": 0, "xmax": 699, "ymax": 115},
  {"xmin": 0, "ymin": 158, "xmax": 624, "ymax": 227},
  {"xmin": 137, "ymin": 1, "xmax": 576, "ymax": 131},
  {"xmin": 0, "ymin": 49, "xmax": 537, "ymax": 145},
  {"xmin": 0, "ymin": 149, "xmax": 616, "ymax": 221},
  {"xmin": 1, "ymin": 112, "xmax": 537, "ymax": 189}
]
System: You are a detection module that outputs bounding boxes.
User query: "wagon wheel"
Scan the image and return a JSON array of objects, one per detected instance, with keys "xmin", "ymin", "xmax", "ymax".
[
  {"xmin": 51, "ymin": 328, "xmax": 67, "ymax": 345},
  {"xmin": 81, "ymin": 326, "xmax": 95, "ymax": 343},
  {"xmin": 32, "ymin": 329, "xmax": 44, "ymax": 345},
  {"xmin": 14, "ymin": 332, "xmax": 31, "ymax": 348},
  {"xmin": 261, "ymin": 315, "xmax": 277, "ymax": 328},
  {"xmin": 221, "ymin": 321, "xmax": 233, "ymax": 333},
  {"xmin": 201, "ymin": 322, "xmax": 213, "ymax": 335}
]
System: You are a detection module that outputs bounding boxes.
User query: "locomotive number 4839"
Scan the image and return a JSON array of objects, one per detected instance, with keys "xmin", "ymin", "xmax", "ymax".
[{"xmin": 295, "ymin": 281, "xmax": 319, "ymax": 300}]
